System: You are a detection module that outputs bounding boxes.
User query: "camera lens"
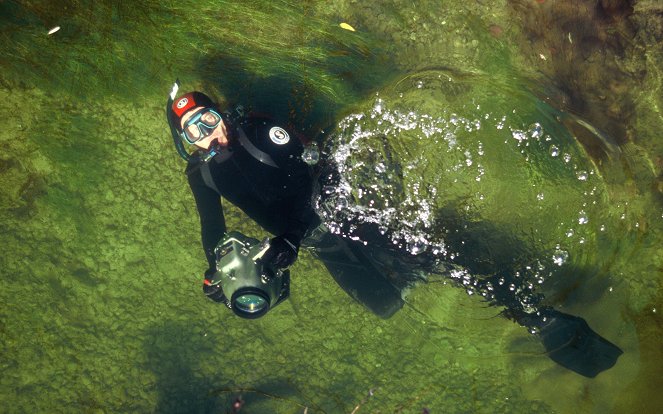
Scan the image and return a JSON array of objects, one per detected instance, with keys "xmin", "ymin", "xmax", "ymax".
[
  {"xmin": 231, "ymin": 288, "xmax": 271, "ymax": 319},
  {"xmin": 235, "ymin": 294, "xmax": 267, "ymax": 313}
]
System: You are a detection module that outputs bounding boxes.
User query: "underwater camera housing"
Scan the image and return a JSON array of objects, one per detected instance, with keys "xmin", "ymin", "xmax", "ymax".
[{"xmin": 209, "ymin": 231, "xmax": 290, "ymax": 319}]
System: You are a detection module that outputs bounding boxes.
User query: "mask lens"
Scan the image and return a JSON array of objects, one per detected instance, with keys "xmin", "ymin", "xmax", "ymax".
[
  {"xmin": 184, "ymin": 124, "xmax": 203, "ymax": 142},
  {"xmin": 200, "ymin": 111, "xmax": 221, "ymax": 127},
  {"xmin": 182, "ymin": 109, "xmax": 222, "ymax": 144}
]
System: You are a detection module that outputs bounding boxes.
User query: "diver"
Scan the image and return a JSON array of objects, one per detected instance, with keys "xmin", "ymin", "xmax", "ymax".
[
  {"xmin": 166, "ymin": 82, "xmax": 622, "ymax": 377},
  {"xmin": 166, "ymin": 82, "xmax": 407, "ymax": 319},
  {"xmin": 166, "ymin": 85, "xmax": 317, "ymax": 308}
]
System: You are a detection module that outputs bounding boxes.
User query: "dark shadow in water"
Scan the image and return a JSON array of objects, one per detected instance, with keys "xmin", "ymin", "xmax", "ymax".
[
  {"xmin": 208, "ymin": 379, "xmax": 327, "ymax": 413},
  {"xmin": 195, "ymin": 46, "xmax": 402, "ymax": 139},
  {"xmin": 144, "ymin": 320, "xmax": 313, "ymax": 413},
  {"xmin": 430, "ymin": 205, "xmax": 538, "ymax": 278},
  {"xmin": 144, "ymin": 320, "xmax": 222, "ymax": 414}
]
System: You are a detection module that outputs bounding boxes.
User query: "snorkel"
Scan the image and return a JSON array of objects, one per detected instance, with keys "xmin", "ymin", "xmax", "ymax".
[{"xmin": 166, "ymin": 80, "xmax": 191, "ymax": 161}]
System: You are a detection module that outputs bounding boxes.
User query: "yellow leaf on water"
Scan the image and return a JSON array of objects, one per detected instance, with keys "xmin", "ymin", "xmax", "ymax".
[{"xmin": 339, "ymin": 22, "xmax": 356, "ymax": 32}]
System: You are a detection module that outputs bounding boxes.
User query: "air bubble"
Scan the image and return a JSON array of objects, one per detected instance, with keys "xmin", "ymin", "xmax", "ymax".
[
  {"xmin": 302, "ymin": 145, "xmax": 320, "ymax": 165},
  {"xmin": 553, "ymin": 249, "xmax": 569, "ymax": 266},
  {"xmin": 512, "ymin": 130, "xmax": 528, "ymax": 144},
  {"xmin": 529, "ymin": 123, "xmax": 543, "ymax": 139},
  {"xmin": 407, "ymin": 238, "xmax": 428, "ymax": 255},
  {"xmin": 328, "ymin": 222, "xmax": 341, "ymax": 234},
  {"xmin": 373, "ymin": 99, "xmax": 384, "ymax": 114},
  {"xmin": 549, "ymin": 145, "xmax": 559, "ymax": 157}
]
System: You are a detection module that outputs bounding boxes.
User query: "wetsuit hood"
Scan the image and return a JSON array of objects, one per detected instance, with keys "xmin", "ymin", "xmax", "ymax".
[
  {"xmin": 166, "ymin": 81, "xmax": 227, "ymax": 161},
  {"xmin": 168, "ymin": 91, "xmax": 217, "ymax": 132}
]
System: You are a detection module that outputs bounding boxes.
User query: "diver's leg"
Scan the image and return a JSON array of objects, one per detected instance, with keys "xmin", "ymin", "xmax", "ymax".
[
  {"xmin": 308, "ymin": 231, "xmax": 405, "ymax": 319},
  {"xmin": 424, "ymin": 265, "xmax": 623, "ymax": 377}
]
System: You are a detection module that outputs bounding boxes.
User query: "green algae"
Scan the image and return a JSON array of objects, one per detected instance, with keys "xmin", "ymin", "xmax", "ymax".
[
  {"xmin": 0, "ymin": 0, "xmax": 398, "ymax": 135},
  {"xmin": 0, "ymin": 0, "xmax": 662, "ymax": 413}
]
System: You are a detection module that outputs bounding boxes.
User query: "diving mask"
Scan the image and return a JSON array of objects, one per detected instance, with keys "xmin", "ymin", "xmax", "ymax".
[{"xmin": 182, "ymin": 108, "xmax": 223, "ymax": 144}]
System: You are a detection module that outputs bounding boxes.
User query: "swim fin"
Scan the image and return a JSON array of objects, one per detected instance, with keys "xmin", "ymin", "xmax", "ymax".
[
  {"xmin": 521, "ymin": 309, "xmax": 623, "ymax": 377},
  {"xmin": 308, "ymin": 232, "xmax": 404, "ymax": 319}
]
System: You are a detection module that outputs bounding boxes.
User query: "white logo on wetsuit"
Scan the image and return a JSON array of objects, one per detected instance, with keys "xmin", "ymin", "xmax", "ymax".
[
  {"xmin": 269, "ymin": 127, "xmax": 290, "ymax": 145},
  {"xmin": 176, "ymin": 98, "xmax": 188, "ymax": 109}
]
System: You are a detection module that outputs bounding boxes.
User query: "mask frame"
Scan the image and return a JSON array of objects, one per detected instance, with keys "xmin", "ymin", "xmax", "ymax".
[{"xmin": 181, "ymin": 108, "xmax": 223, "ymax": 144}]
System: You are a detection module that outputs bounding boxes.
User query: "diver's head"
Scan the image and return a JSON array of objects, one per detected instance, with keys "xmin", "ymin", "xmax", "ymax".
[{"xmin": 169, "ymin": 91, "xmax": 228, "ymax": 150}]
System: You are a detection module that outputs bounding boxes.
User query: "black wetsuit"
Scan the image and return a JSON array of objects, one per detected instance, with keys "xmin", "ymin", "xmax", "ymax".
[{"xmin": 185, "ymin": 115, "xmax": 317, "ymax": 272}]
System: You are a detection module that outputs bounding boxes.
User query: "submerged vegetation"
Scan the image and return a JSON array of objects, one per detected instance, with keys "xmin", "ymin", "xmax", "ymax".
[
  {"xmin": 1, "ymin": 0, "xmax": 662, "ymax": 412},
  {"xmin": 0, "ymin": 0, "xmax": 399, "ymax": 133}
]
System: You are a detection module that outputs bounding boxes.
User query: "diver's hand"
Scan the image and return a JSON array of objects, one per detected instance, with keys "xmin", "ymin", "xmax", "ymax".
[
  {"xmin": 202, "ymin": 268, "xmax": 220, "ymax": 296},
  {"xmin": 202, "ymin": 268, "xmax": 228, "ymax": 304},
  {"xmin": 261, "ymin": 234, "xmax": 299, "ymax": 269}
]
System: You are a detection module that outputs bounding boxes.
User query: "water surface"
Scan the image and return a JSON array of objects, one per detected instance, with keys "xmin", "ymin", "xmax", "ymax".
[{"xmin": 1, "ymin": 0, "xmax": 661, "ymax": 413}]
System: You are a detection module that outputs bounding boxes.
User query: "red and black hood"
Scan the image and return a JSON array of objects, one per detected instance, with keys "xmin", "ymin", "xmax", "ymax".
[{"xmin": 167, "ymin": 91, "xmax": 216, "ymax": 132}]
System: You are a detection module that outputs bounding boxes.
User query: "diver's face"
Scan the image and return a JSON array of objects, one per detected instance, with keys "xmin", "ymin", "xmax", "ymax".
[{"xmin": 180, "ymin": 106, "xmax": 229, "ymax": 150}]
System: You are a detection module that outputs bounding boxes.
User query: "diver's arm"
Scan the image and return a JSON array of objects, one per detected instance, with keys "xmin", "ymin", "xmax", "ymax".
[
  {"xmin": 253, "ymin": 120, "xmax": 316, "ymax": 267},
  {"xmin": 260, "ymin": 190, "xmax": 314, "ymax": 270},
  {"xmin": 283, "ymin": 167, "xmax": 316, "ymax": 246},
  {"xmin": 269, "ymin": 131, "xmax": 316, "ymax": 246},
  {"xmin": 259, "ymin": 152, "xmax": 317, "ymax": 269},
  {"xmin": 188, "ymin": 170, "xmax": 227, "ymax": 271}
]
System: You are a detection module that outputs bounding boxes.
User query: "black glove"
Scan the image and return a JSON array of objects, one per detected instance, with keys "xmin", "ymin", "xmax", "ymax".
[
  {"xmin": 202, "ymin": 268, "xmax": 227, "ymax": 303},
  {"xmin": 260, "ymin": 234, "xmax": 299, "ymax": 269}
]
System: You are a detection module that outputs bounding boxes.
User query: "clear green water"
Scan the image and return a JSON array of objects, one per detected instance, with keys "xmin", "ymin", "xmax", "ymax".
[{"xmin": 1, "ymin": 1, "xmax": 661, "ymax": 413}]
